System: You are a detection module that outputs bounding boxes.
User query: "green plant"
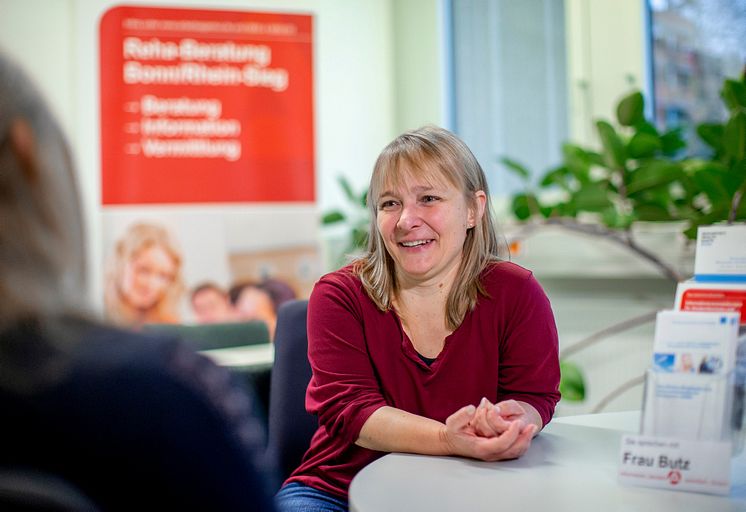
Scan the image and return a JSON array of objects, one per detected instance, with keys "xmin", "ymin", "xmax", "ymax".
[
  {"xmin": 509, "ymin": 76, "xmax": 746, "ymax": 237},
  {"xmin": 504, "ymin": 74, "xmax": 746, "ymax": 407},
  {"xmin": 322, "ymin": 176, "xmax": 369, "ymax": 266}
]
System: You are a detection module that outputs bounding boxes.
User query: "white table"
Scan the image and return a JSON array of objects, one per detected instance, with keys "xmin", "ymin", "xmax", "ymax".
[
  {"xmin": 200, "ymin": 343, "xmax": 274, "ymax": 370},
  {"xmin": 349, "ymin": 411, "xmax": 746, "ymax": 512}
]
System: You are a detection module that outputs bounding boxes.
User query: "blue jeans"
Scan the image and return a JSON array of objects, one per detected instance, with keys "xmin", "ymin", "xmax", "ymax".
[{"xmin": 275, "ymin": 482, "xmax": 348, "ymax": 512}]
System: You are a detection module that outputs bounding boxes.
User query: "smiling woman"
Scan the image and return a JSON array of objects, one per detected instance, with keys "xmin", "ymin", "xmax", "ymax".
[
  {"xmin": 376, "ymin": 179, "xmax": 484, "ymax": 290},
  {"xmin": 104, "ymin": 222, "xmax": 185, "ymax": 327},
  {"xmin": 361, "ymin": 125, "xmax": 499, "ymax": 330},
  {"xmin": 275, "ymin": 126, "xmax": 561, "ymax": 512}
]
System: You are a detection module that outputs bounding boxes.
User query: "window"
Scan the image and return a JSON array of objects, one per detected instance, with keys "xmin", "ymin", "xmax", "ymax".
[
  {"xmin": 648, "ymin": 0, "xmax": 746, "ymax": 154},
  {"xmin": 449, "ymin": 0, "xmax": 568, "ymax": 197}
]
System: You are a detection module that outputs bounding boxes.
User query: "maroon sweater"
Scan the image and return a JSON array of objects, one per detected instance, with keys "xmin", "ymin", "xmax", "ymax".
[{"xmin": 287, "ymin": 261, "xmax": 561, "ymax": 498}]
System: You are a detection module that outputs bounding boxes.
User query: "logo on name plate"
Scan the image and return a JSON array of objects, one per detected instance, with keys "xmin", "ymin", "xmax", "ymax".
[{"xmin": 667, "ymin": 470, "xmax": 682, "ymax": 485}]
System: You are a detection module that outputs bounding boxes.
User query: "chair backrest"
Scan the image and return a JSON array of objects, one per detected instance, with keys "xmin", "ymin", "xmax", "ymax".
[
  {"xmin": 267, "ymin": 300, "xmax": 317, "ymax": 487},
  {"xmin": 0, "ymin": 469, "xmax": 100, "ymax": 512},
  {"xmin": 143, "ymin": 321, "xmax": 270, "ymax": 351}
]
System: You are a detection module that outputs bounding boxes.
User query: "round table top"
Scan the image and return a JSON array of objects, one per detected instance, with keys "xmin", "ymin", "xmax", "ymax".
[{"xmin": 349, "ymin": 412, "xmax": 746, "ymax": 512}]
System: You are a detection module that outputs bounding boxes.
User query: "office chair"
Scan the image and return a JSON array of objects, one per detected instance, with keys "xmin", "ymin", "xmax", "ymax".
[
  {"xmin": 0, "ymin": 469, "xmax": 99, "ymax": 511},
  {"xmin": 267, "ymin": 300, "xmax": 317, "ymax": 487}
]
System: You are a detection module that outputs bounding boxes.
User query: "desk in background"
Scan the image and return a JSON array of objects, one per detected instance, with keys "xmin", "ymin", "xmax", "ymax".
[
  {"xmin": 200, "ymin": 343, "xmax": 274, "ymax": 371},
  {"xmin": 349, "ymin": 411, "xmax": 746, "ymax": 512},
  {"xmin": 200, "ymin": 344, "xmax": 275, "ymax": 418}
]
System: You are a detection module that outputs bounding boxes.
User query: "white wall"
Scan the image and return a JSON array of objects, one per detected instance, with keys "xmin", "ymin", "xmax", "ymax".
[
  {"xmin": 0, "ymin": 0, "xmax": 76, "ymax": 139},
  {"xmin": 391, "ymin": 0, "xmax": 445, "ymax": 133}
]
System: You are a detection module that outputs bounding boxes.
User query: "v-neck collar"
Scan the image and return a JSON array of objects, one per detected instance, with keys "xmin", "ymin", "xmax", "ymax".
[{"xmin": 391, "ymin": 310, "xmax": 458, "ymax": 372}]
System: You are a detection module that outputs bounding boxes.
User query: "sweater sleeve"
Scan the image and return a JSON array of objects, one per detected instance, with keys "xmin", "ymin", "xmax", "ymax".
[
  {"xmin": 495, "ymin": 271, "xmax": 561, "ymax": 427},
  {"xmin": 305, "ymin": 273, "xmax": 388, "ymax": 446}
]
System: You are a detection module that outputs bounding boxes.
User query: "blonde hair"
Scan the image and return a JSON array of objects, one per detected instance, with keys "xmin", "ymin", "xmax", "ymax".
[
  {"xmin": 354, "ymin": 125, "xmax": 503, "ymax": 330},
  {"xmin": 104, "ymin": 222, "xmax": 184, "ymax": 326},
  {"xmin": 0, "ymin": 52, "xmax": 87, "ymax": 331}
]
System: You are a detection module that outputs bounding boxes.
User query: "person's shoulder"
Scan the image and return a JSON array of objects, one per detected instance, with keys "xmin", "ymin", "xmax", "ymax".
[
  {"xmin": 479, "ymin": 260, "xmax": 549, "ymax": 306},
  {"xmin": 309, "ymin": 264, "xmax": 375, "ymax": 317},
  {"xmin": 73, "ymin": 320, "xmax": 266, "ymax": 443},
  {"xmin": 70, "ymin": 320, "xmax": 219, "ymax": 399},
  {"xmin": 481, "ymin": 260, "xmax": 534, "ymax": 286},
  {"xmin": 318, "ymin": 264, "xmax": 361, "ymax": 285},
  {"xmin": 74, "ymin": 320, "xmax": 182, "ymax": 368},
  {"xmin": 81, "ymin": 322, "xmax": 235, "ymax": 385},
  {"xmin": 313, "ymin": 264, "xmax": 364, "ymax": 297}
]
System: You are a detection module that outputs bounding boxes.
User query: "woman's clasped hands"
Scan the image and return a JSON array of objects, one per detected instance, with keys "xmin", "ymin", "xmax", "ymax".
[{"xmin": 440, "ymin": 398, "xmax": 537, "ymax": 462}]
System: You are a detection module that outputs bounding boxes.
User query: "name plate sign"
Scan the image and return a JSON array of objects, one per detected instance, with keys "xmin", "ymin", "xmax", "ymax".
[{"xmin": 618, "ymin": 434, "xmax": 731, "ymax": 495}]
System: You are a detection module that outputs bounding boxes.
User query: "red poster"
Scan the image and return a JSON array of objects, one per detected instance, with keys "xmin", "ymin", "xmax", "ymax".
[{"xmin": 100, "ymin": 6, "xmax": 314, "ymax": 204}]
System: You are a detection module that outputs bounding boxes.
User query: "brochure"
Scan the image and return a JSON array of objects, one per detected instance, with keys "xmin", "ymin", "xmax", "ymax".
[
  {"xmin": 674, "ymin": 280, "xmax": 746, "ymax": 324},
  {"xmin": 642, "ymin": 310, "xmax": 740, "ymax": 442},
  {"xmin": 694, "ymin": 224, "xmax": 746, "ymax": 282},
  {"xmin": 652, "ymin": 310, "xmax": 739, "ymax": 375}
]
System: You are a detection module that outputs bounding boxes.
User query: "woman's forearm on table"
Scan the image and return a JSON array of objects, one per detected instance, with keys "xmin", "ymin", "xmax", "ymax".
[{"xmin": 355, "ymin": 406, "xmax": 451, "ymax": 455}]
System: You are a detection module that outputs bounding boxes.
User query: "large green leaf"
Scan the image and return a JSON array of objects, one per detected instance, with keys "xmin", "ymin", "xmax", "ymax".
[
  {"xmin": 616, "ymin": 91, "xmax": 645, "ymax": 126},
  {"xmin": 559, "ymin": 360, "xmax": 585, "ymax": 402},
  {"xmin": 539, "ymin": 205, "xmax": 555, "ymax": 218},
  {"xmin": 539, "ymin": 166, "xmax": 572, "ymax": 191},
  {"xmin": 586, "ymin": 150, "xmax": 606, "ymax": 167},
  {"xmin": 511, "ymin": 193, "xmax": 534, "ymax": 220},
  {"xmin": 596, "ymin": 120, "xmax": 627, "ymax": 169},
  {"xmin": 626, "ymin": 161, "xmax": 682, "ymax": 195},
  {"xmin": 627, "ymin": 132, "xmax": 662, "ymax": 159},
  {"xmin": 601, "ymin": 206, "xmax": 619, "ymax": 228},
  {"xmin": 572, "ymin": 182, "xmax": 612, "ymax": 212},
  {"xmin": 557, "ymin": 200, "xmax": 579, "ymax": 217},
  {"xmin": 697, "ymin": 123, "xmax": 724, "ymax": 153},
  {"xmin": 634, "ymin": 203, "xmax": 674, "ymax": 222},
  {"xmin": 671, "ymin": 203, "xmax": 702, "ymax": 221},
  {"xmin": 676, "ymin": 171, "xmax": 705, "ymax": 201},
  {"xmin": 629, "ymin": 188, "xmax": 675, "ymax": 211},
  {"xmin": 635, "ymin": 120, "xmax": 660, "ymax": 136},
  {"xmin": 723, "ymin": 159, "xmax": 746, "ymax": 195},
  {"xmin": 723, "ymin": 111, "xmax": 746, "ymax": 161},
  {"xmin": 684, "ymin": 159, "xmax": 729, "ymax": 177},
  {"xmin": 562, "ymin": 144, "xmax": 591, "ymax": 184},
  {"xmin": 322, "ymin": 210, "xmax": 346, "ymax": 224},
  {"xmin": 562, "ymin": 143, "xmax": 597, "ymax": 164},
  {"xmin": 601, "ymin": 206, "xmax": 634, "ymax": 229},
  {"xmin": 360, "ymin": 189, "xmax": 369, "ymax": 208},
  {"xmin": 721, "ymin": 79, "xmax": 746, "ymax": 111},
  {"xmin": 691, "ymin": 166, "xmax": 731, "ymax": 204},
  {"xmin": 660, "ymin": 128, "xmax": 687, "ymax": 156},
  {"xmin": 338, "ymin": 175, "xmax": 358, "ymax": 204},
  {"xmin": 501, "ymin": 157, "xmax": 532, "ymax": 180}
]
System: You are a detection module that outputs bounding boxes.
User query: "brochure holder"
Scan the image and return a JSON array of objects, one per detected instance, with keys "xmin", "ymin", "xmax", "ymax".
[
  {"xmin": 641, "ymin": 369, "xmax": 739, "ymax": 447},
  {"xmin": 617, "ymin": 369, "xmax": 744, "ymax": 495}
]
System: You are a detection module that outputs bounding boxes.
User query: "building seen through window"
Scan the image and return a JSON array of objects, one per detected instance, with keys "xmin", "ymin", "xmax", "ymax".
[{"xmin": 648, "ymin": 0, "xmax": 746, "ymax": 155}]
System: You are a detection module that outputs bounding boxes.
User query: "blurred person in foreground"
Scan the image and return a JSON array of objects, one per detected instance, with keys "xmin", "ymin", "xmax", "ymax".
[
  {"xmin": 0, "ymin": 52, "xmax": 276, "ymax": 510},
  {"xmin": 275, "ymin": 126, "xmax": 561, "ymax": 511}
]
